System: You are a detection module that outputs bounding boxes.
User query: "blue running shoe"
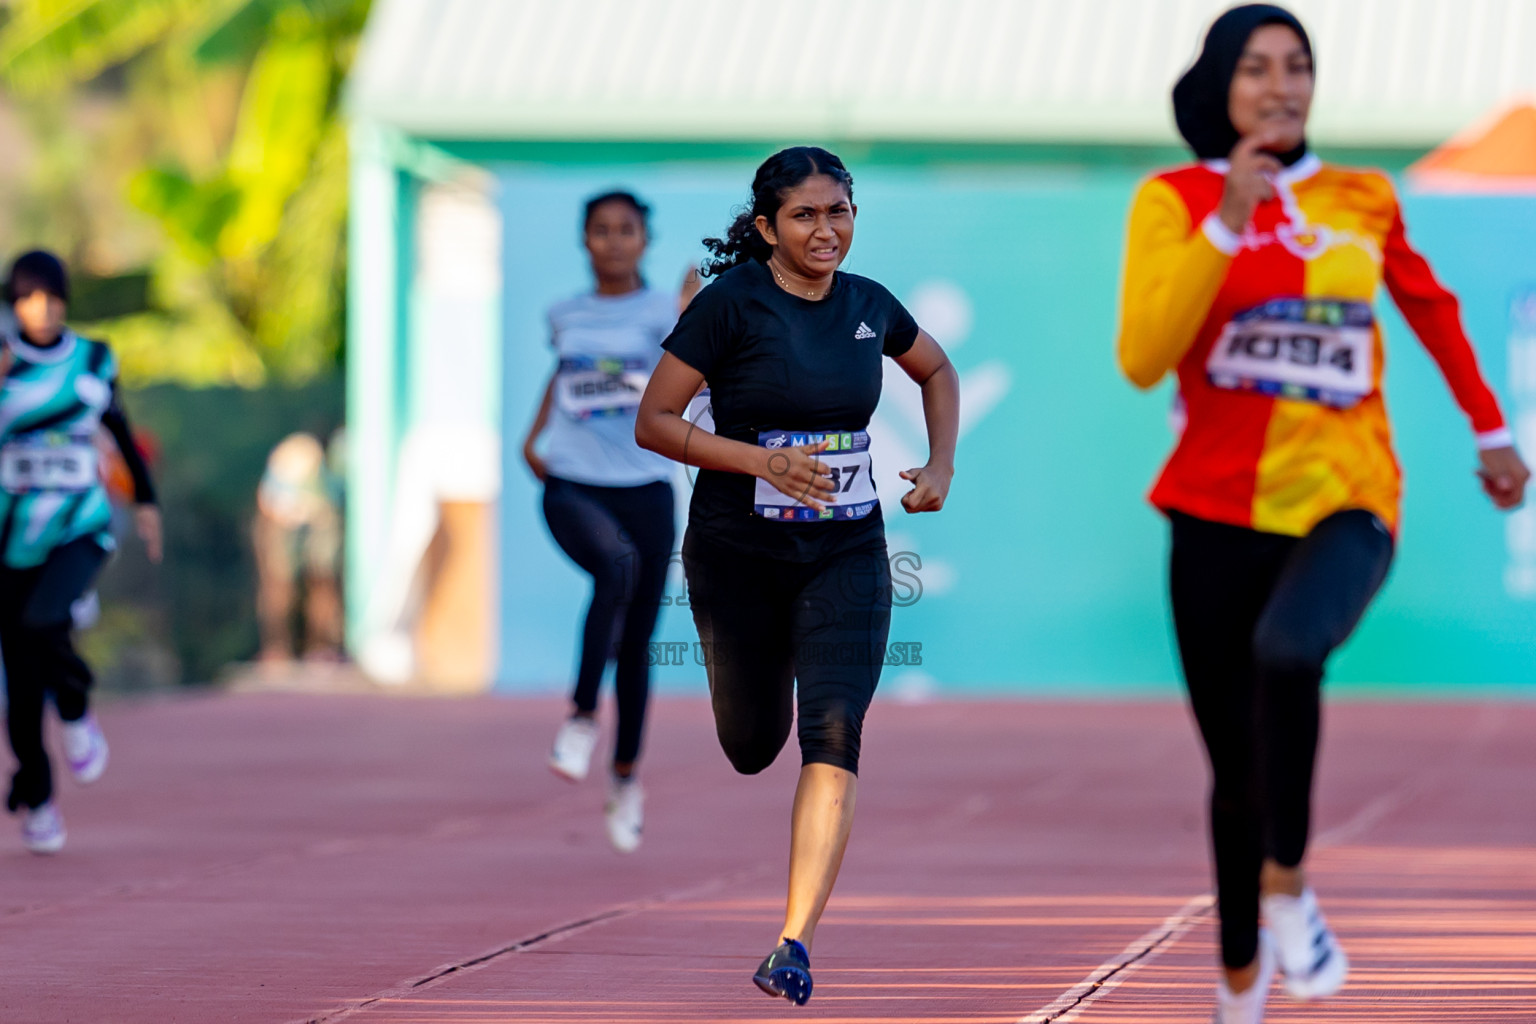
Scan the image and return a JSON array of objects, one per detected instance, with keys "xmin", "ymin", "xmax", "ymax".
[{"xmin": 753, "ymin": 937, "xmax": 812, "ymax": 1005}]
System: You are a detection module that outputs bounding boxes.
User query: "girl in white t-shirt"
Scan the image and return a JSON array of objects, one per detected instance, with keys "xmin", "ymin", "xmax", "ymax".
[{"xmin": 521, "ymin": 191, "xmax": 698, "ymax": 853}]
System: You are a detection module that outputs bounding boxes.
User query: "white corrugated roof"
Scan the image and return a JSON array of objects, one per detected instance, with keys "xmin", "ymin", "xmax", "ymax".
[{"xmin": 348, "ymin": 0, "xmax": 1536, "ymax": 147}]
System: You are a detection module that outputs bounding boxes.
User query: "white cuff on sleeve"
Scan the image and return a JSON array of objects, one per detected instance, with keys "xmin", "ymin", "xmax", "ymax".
[
  {"xmin": 1201, "ymin": 213, "xmax": 1244, "ymax": 256},
  {"xmin": 1476, "ymin": 427, "xmax": 1514, "ymax": 450}
]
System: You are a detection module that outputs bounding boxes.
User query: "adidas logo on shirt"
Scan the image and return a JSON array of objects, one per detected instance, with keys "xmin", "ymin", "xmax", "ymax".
[{"xmin": 854, "ymin": 322, "xmax": 877, "ymax": 340}]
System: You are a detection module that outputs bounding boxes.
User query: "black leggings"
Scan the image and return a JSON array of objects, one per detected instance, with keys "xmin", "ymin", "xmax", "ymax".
[
  {"xmin": 1169, "ymin": 509, "xmax": 1393, "ymax": 969},
  {"xmin": 541, "ymin": 476, "xmax": 674, "ymax": 767},
  {"xmin": 1, "ymin": 537, "xmax": 108, "ymax": 812},
  {"xmin": 681, "ymin": 529, "xmax": 892, "ymax": 776}
]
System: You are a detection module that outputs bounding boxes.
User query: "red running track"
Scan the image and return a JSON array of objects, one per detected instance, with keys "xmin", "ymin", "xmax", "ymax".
[{"xmin": 0, "ymin": 692, "xmax": 1532, "ymax": 1023}]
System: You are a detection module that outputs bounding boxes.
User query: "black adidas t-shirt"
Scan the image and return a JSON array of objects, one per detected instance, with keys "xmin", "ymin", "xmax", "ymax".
[{"xmin": 662, "ymin": 259, "xmax": 920, "ymax": 562}]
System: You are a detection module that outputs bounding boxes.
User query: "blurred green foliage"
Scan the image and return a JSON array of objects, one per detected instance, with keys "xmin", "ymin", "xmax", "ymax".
[
  {"xmin": 0, "ymin": 0, "xmax": 371, "ymax": 386},
  {"xmin": 0, "ymin": 3, "xmax": 364, "ymax": 682}
]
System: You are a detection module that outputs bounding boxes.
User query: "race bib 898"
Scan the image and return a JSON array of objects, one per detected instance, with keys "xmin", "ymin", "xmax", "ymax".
[
  {"xmin": 753, "ymin": 429, "xmax": 878, "ymax": 523},
  {"xmin": 1207, "ymin": 298, "xmax": 1375, "ymax": 409},
  {"xmin": 0, "ymin": 434, "xmax": 97, "ymax": 494}
]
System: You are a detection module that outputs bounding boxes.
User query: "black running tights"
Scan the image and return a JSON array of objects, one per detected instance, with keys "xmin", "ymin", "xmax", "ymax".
[
  {"xmin": 681, "ymin": 529, "xmax": 891, "ymax": 776},
  {"xmin": 1, "ymin": 537, "xmax": 107, "ymax": 812},
  {"xmin": 1169, "ymin": 509, "xmax": 1393, "ymax": 969},
  {"xmin": 541, "ymin": 476, "xmax": 674, "ymax": 767}
]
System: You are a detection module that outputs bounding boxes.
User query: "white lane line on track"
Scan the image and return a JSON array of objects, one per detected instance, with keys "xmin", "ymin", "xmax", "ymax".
[
  {"xmin": 1310, "ymin": 700, "xmax": 1504, "ymax": 851},
  {"xmin": 1015, "ymin": 720, "xmax": 1484, "ymax": 1024},
  {"xmin": 295, "ymin": 862, "xmax": 773, "ymax": 1024},
  {"xmin": 294, "ymin": 759, "xmax": 1010, "ymax": 1024},
  {"xmin": 1018, "ymin": 893, "xmax": 1215, "ymax": 1024}
]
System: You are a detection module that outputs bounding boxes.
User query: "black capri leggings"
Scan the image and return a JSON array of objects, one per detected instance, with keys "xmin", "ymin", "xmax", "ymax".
[
  {"xmin": 1, "ymin": 537, "xmax": 108, "ymax": 812},
  {"xmin": 681, "ymin": 529, "xmax": 892, "ymax": 776},
  {"xmin": 1169, "ymin": 509, "xmax": 1393, "ymax": 970},
  {"xmin": 541, "ymin": 475, "xmax": 675, "ymax": 767}
]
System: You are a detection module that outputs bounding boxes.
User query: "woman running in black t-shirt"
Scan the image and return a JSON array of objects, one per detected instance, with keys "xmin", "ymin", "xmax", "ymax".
[{"xmin": 636, "ymin": 146, "xmax": 960, "ymax": 1005}]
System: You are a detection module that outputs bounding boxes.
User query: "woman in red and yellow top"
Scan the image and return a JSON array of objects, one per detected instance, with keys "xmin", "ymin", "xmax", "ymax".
[{"xmin": 1116, "ymin": 7, "xmax": 1529, "ymax": 1024}]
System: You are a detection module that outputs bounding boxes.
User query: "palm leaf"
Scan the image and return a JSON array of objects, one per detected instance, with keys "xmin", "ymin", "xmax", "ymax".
[
  {"xmin": 0, "ymin": 0, "xmax": 214, "ymax": 93},
  {"xmin": 129, "ymin": 164, "xmax": 242, "ymax": 263},
  {"xmin": 191, "ymin": 0, "xmax": 288, "ymax": 65},
  {"xmin": 218, "ymin": 23, "xmax": 331, "ymax": 259},
  {"xmin": 192, "ymin": 0, "xmax": 370, "ymax": 65}
]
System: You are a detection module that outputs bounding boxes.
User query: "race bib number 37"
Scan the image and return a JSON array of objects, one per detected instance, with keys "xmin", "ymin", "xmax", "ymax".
[
  {"xmin": 0, "ymin": 435, "xmax": 97, "ymax": 494},
  {"xmin": 754, "ymin": 430, "xmax": 878, "ymax": 522},
  {"xmin": 1207, "ymin": 298, "xmax": 1375, "ymax": 408}
]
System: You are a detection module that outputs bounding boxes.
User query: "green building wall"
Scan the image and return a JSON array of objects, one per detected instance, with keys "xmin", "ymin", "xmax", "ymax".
[{"xmin": 350, "ymin": 138, "xmax": 1535, "ymax": 693}]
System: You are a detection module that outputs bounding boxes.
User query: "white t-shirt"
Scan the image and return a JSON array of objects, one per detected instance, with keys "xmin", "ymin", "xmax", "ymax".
[{"xmin": 540, "ymin": 287, "xmax": 678, "ymax": 487}]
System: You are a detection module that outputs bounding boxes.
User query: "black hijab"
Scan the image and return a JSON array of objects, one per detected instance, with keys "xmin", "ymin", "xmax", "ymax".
[{"xmin": 1172, "ymin": 4, "xmax": 1312, "ymax": 165}]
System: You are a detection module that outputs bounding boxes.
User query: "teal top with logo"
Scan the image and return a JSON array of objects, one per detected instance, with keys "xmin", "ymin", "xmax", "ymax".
[{"xmin": 0, "ymin": 331, "xmax": 120, "ymax": 568}]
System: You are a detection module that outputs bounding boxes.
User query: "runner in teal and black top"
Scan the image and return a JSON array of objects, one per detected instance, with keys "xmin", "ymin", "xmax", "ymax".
[{"xmin": 0, "ymin": 250, "xmax": 161, "ymax": 855}]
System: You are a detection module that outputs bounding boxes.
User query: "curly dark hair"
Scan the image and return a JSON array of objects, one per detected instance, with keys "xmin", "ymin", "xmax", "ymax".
[{"xmin": 701, "ymin": 147, "xmax": 854, "ymax": 278}]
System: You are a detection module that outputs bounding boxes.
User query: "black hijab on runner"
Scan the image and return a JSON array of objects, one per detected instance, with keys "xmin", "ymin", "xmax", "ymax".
[{"xmin": 1172, "ymin": 4, "xmax": 1312, "ymax": 165}]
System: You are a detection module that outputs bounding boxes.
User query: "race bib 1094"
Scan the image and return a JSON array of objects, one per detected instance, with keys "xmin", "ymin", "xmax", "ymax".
[
  {"xmin": 0, "ymin": 434, "xmax": 97, "ymax": 494},
  {"xmin": 1207, "ymin": 298, "xmax": 1375, "ymax": 408},
  {"xmin": 753, "ymin": 429, "xmax": 878, "ymax": 523},
  {"xmin": 555, "ymin": 355, "xmax": 649, "ymax": 419}
]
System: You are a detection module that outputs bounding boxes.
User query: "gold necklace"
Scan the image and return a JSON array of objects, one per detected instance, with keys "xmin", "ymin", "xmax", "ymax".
[{"xmin": 770, "ymin": 259, "xmax": 824, "ymax": 300}]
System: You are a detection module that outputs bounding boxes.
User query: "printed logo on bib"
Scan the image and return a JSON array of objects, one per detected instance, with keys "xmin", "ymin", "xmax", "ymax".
[
  {"xmin": 555, "ymin": 355, "xmax": 649, "ymax": 420},
  {"xmin": 1207, "ymin": 298, "xmax": 1374, "ymax": 408},
  {"xmin": 0, "ymin": 432, "xmax": 98, "ymax": 494},
  {"xmin": 753, "ymin": 430, "xmax": 877, "ymax": 522}
]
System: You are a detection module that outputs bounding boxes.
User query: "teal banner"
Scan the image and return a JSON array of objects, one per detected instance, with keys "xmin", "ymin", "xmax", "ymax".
[{"xmin": 498, "ymin": 159, "xmax": 1535, "ymax": 693}]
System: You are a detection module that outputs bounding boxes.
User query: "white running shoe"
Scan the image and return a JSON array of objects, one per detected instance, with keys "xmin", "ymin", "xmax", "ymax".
[
  {"xmin": 1263, "ymin": 887, "xmax": 1348, "ymax": 1001},
  {"xmin": 604, "ymin": 776, "xmax": 644, "ymax": 854},
  {"xmin": 21, "ymin": 801, "xmax": 66, "ymax": 855},
  {"xmin": 1212, "ymin": 928, "xmax": 1276, "ymax": 1024},
  {"xmin": 62, "ymin": 713, "xmax": 109, "ymax": 784},
  {"xmin": 548, "ymin": 716, "xmax": 599, "ymax": 782}
]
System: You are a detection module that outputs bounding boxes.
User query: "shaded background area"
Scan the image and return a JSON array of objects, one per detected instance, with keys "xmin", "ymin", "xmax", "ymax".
[
  {"xmin": 0, "ymin": 0, "xmax": 360, "ymax": 688},
  {"xmin": 86, "ymin": 377, "xmax": 343, "ymax": 687}
]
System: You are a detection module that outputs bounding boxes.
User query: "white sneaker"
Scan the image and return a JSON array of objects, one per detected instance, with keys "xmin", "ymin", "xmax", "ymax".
[
  {"xmin": 1263, "ymin": 888, "xmax": 1348, "ymax": 1001},
  {"xmin": 1212, "ymin": 928, "xmax": 1276, "ymax": 1024},
  {"xmin": 62, "ymin": 713, "xmax": 109, "ymax": 784},
  {"xmin": 604, "ymin": 776, "xmax": 644, "ymax": 854},
  {"xmin": 21, "ymin": 801, "xmax": 66, "ymax": 855},
  {"xmin": 548, "ymin": 716, "xmax": 599, "ymax": 782}
]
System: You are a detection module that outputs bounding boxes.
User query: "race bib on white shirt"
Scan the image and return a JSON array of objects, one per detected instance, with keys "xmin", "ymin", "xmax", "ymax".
[
  {"xmin": 0, "ymin": 434, "xmax": 97, "ymax": 494},
  {"xmin": 753, "ymin": 430, "xmax": 878, "ymax": 522},
  {"xmin": 1207, "ymin": 299, "xmax": 1374, "ymax": 409},
  {"xmin": 555, "ymin": 355, "xmax": 649, "ymax": 419},
  {"xmin": 683, "ymin": 387, "xmax": 714, "ymax": 434}
]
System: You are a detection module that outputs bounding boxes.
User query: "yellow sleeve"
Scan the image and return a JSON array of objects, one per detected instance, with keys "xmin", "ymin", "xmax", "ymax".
[{"xmin": 1116, "ymin": 177, "xmax": 1235, "ymax": 389}]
